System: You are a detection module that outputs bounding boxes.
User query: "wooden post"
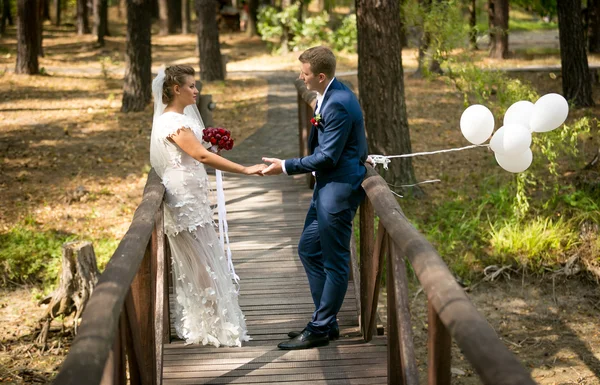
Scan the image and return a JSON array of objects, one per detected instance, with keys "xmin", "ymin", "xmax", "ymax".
[
  {"xmin": 428, "ymin": 302, "xmax": 452, "ymax": 385},
  {"xmin": 100, "ymin": 313, "xmax": 126, "ymax": 385},
  {"xmin": 349, "ymin": 224, "xmax": 362, "ymax": 327},
  {"xmin": 152, "ymin": 204, "xmax": 166, "ymax": 384},
  {"xmin": 359, "ymin": 198, "xmax": 375, "ymax": 339},
  {"xmin": 389, "ymin": 238, "xmax": 419, "ymax": 385},
  {"xmin": 365, "ymin": 223, "xmax": 386, "ymax": 341},
  {"xmin": 128, "ymin": 239, "xmax": 157, "ymax": 385},
  {"xmin": 387, "ymin": 241, "xmax": 403, "ymax": 385}
]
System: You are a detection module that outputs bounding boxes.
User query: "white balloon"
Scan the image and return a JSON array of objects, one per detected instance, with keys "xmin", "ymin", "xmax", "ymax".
[
  {"xmin": 504, "ymin": 100, "xmax": 534, "ymax": 129},
  {"xmin": 495, "ymin": 148, "xmax": 533, "ymax": 173},
  {"xmin": 460, "ymin": 104, "xmax": 495, "ymax": 145},
  {"xmin": 529, "ymin": 93, "xmax": 569, "ymax": 133},
  {"xmin": 489, "ymin": 124, "xmax": 531, "ymax": 155}
]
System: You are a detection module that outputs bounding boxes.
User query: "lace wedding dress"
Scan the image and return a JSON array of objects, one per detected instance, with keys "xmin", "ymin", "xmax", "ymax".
[{"xmin": 151, "ymin": 111, "xmax": 249, "ymax": 347}]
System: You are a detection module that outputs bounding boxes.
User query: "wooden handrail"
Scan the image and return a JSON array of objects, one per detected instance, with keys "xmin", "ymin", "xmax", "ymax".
[
  {"xmin": 361, "ymin": 165, "xmax": 535, "ymax": 385},
  {"xmin": 54, "ymin": 170, "xmax": 166, "ymax": 385}
]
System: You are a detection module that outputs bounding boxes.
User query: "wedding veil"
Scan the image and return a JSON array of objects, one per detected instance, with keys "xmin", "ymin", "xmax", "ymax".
[{"xmin": 150, "ymin": 67, "xmax": 206, "ymax": 178}]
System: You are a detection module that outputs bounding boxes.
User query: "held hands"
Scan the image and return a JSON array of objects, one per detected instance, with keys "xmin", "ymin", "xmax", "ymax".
[
  {"xmin": 244, "ymin": 164, "xmax": 268, "ymax": 176},
  {"xmin": 261, "ymin": 157, "xmax": 283, "ymax": 176}
]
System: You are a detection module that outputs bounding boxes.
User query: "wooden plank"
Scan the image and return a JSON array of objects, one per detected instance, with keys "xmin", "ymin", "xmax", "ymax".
[
  {"xmin": 163, "ymin": 368, "xmax": 388, "ymax": 382},
  {"xmin": 427, "ymin": 301, "xmax": 452, "ymax": 385},
  {"xmin": 164, "ymin": 352, "xmax": 386, "ymax": 365},
  {"xmin": 168, "ymin": 377, "xmax": 386, "ymax": 385}
]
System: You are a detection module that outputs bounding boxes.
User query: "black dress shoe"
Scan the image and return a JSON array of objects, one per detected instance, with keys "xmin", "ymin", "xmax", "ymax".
[
  {"xmin": 288, "ymin": 324, "xmax": 340, "ymax": 340},
  {"xmin": 278, "ymin": 330, "xmax": 329, "ymax": 350}
]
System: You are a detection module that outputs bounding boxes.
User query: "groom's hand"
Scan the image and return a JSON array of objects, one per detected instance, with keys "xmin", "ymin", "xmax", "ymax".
[{"xmin": 261, "ymin": 157, "xmax": 283, "ymax": 175}]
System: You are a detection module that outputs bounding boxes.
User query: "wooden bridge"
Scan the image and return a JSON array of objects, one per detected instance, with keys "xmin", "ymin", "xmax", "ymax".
[{"xmin": 53, "ymin": 79, "xmax": 536, "ymax": 385}]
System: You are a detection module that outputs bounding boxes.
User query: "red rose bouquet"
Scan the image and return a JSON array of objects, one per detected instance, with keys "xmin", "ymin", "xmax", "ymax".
[{"xmin": 202, "ymin": 127, "xmax": 234, "ymax": 152}]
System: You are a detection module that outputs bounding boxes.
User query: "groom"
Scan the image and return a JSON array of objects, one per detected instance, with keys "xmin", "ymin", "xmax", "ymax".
[{"xmin": 262, "ymin": 46, "xmax": 368, "ymax": 350}]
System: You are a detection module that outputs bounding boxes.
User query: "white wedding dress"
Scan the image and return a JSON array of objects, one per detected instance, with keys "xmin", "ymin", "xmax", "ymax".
[{"xmin": 151, "ymin": 111, "xmax": 249, "ymax": 347}]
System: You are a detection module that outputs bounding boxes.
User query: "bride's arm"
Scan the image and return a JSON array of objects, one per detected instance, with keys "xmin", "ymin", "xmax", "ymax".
[{"xmin": 169, "ymin": 128, "xmax": 265, "ymax": 175}]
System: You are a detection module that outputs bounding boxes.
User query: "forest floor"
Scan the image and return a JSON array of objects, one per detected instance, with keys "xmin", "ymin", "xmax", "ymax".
[{"xmin": 1, "ymin": 13, "xmax": 600, "ymax": 384}]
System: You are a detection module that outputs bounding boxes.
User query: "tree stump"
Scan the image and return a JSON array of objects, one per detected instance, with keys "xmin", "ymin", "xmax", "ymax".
[{"xmin": 36, "ymin": 241, "xmax": 100, "ymax": 346}]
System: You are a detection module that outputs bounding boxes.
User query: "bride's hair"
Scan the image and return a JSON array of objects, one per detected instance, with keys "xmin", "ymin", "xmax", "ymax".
[{"xmin": 162, "ymin": 65, "xmax": 195, "ymax": 104}]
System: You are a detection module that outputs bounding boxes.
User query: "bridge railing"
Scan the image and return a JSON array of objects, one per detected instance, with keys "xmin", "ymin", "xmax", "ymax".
[
  {"xmin": 294, "ymin": 80, "xmax": 535, "ymax": 385},
  {"xmin": 53, "ymin": 170, "xmax": 169, "ymax": 385}
]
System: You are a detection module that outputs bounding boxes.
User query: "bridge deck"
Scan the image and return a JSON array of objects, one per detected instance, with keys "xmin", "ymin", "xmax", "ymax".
[{"xmin": 163, "ymin": 174, "xmax": 388, "ymax": 384}]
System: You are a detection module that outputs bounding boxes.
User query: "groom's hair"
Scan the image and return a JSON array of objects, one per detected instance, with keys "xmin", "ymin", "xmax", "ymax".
[
  {"xmin": 299, "ymin": 46, "xmax": 336, "ymax": 79},
  {"xmin": 163, "ymin": 65, "xmax": 195, "ymax": 104}
]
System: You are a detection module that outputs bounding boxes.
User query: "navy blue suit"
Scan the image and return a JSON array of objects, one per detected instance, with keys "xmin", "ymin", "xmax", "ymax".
[{"xmin": 285, "ymin": 78, "xmax": 368, "ymax": 335}]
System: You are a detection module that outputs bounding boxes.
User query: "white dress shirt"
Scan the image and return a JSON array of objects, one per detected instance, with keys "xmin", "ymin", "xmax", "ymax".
[{"xmin": 282, "ymin": 77, "xmax": 336, "ymax": 175}]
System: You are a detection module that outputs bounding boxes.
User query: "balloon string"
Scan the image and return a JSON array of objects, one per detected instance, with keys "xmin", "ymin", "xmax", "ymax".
[{"xmin": 369, "ymin": 144, "xmax": 488, "ymax": 170}]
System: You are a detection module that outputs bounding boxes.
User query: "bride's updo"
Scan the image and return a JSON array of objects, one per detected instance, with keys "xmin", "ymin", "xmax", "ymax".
[{"xmin": 162, "ymin": 65, "xmax": 195, "ymax": 104}]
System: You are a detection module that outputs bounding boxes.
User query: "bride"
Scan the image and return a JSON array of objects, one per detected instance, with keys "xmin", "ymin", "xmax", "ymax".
[{"xmin": 150, "ymin": 65, "xmax": 265, "ymax": 347}]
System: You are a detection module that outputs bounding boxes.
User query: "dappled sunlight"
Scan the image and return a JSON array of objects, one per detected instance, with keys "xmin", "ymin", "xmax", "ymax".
[{"xmin": 0, "ymin": 71, "xmax": 268, "ymax": 244}]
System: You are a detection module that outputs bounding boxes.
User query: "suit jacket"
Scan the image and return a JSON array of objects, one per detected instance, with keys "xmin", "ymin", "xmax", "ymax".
[{"xmin": 285, "ymin": 78, "xmax": 368, "ymax": 214}]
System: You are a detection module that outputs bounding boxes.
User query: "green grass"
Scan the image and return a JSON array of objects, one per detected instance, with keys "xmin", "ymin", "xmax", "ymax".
[
  {"xmin": 400, "ymin": 177, "xmax": 598, "ymax": 283},
  {"xmin": 475, "ymin": 6, "xmax": 558, "ymax": 35},
  {"xmin": 489, "ymin": 217, "xmax": 578, "ymax": 271},
  {"xmin": 0, "ymin": 217, "xmax": 119, "ymax": 288},
  {"xmin": 509, "ymin": 19, "xmax": 558, "ymax": 32}
]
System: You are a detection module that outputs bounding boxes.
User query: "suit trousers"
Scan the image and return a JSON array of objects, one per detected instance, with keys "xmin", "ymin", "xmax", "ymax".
[{"xmin": 298, "ymin": 192, "xmax": 358, "ymax": 335}]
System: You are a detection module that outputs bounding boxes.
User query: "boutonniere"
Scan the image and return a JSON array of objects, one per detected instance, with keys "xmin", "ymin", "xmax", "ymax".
[{"xmin": 310, "ymin": 114, "xmax": 322, "ymax": 126}]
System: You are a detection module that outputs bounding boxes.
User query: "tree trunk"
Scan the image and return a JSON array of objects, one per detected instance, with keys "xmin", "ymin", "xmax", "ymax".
[
  {"xmin": 181, "ymin": 0, "xmax": 190, "ymax": 34},
  {"xmin": 121, "ymin": 0, "xmax": 152, "ymax": 112},
  {"xmin": 414, "ymin": 0, "xmax": 431, "ymax": 78},
  {"xmin": 469, "ymin": 0, "xmax": 477, "ymax": 49},
  {"xmin": 37, "ymin": 0, "xmax": 44, "ymax": 57},
  {"xmin": 93, "ymin": 0, "xmax": 109, "ymax": 45},
  {"xmin": 53, "ymin": 0, "xmax": 60, "ymax": 26},
  {"xmin": 589, "ymin": 0, "xmax": 600, "ymax": 53},
  {"xmin": 77, "ymin": 0, "xmax": 90, "ymax": 34},
  {"xmin": 557, "ymin": 0, "xmax": 594, "ymax": 107},
  {"xmin": 356, "ymin": 0, "xmax": 419, "ymax": 192},
  {"xmin": 168, "ymin": 0, "xmax": 181, "ymax": 33},
  {"xmin": 399, "ymin": 0, "xmax": 408, "ymax": 48},
  {"xmin": 158, "ymin": 0, "xmax": 168, "ymax": 34},
  {"xmin": 36, "ymin": 242, "xmax": 100, "ymax": 346},
  {"xmin": 488, "ymin": 0, "xmax": 508, "ymax": 59},
  {"xmin": 279, "ymin": 0, "xmax": 292, "ymax": 53},
  {"xmin": 1, "ymin": 0, "xmax": 14, "ymax": 34},
  {"xmin": 42, "ymin": 0, "xmax": 50, "ymax": 20},
  {"xmin": 16, "ymin": 0, "xmax": 39, "ymax": 74},
  {"xmin": 247, "ymin": 0, "xmax": 258, "ymax": 36},
  {"xmin": 196, "ymin": 0, "xmax": 224, "ymax": 81}
]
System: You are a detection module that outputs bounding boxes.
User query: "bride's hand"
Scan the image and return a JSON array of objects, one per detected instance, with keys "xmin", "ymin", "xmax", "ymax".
[{"xmin": 243, "ymin": 164, "xmax": 268, "ymax": 176}]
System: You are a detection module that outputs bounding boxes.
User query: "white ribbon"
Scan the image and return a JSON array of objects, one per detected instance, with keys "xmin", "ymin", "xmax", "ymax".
[
  {"xmin": 215, "ymin": 170, "xmax": 240, "ymax": 291},
  {"xmin": 369, "ymin": 144, "xmax": 487, "ymax": 170}
]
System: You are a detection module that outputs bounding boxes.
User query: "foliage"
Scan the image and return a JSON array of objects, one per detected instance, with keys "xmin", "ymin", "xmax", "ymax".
[
  {"xmin": 0, "ymin": 217, "xmax": 118, "ymax": 288},
  {"xmin": 329, "ymin": 14, "xmax": 357, "ymax": 53},
  {"xmin": 257, "ymin": 5, "xmax": 357, "ymax": 53},
  {"xmin": 510, "ymin": 0, "xmax": 558, "ymax": 21},
  {"xmin": 403, "ymin": 0, "xmax": 468, "ymax": 59}
]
